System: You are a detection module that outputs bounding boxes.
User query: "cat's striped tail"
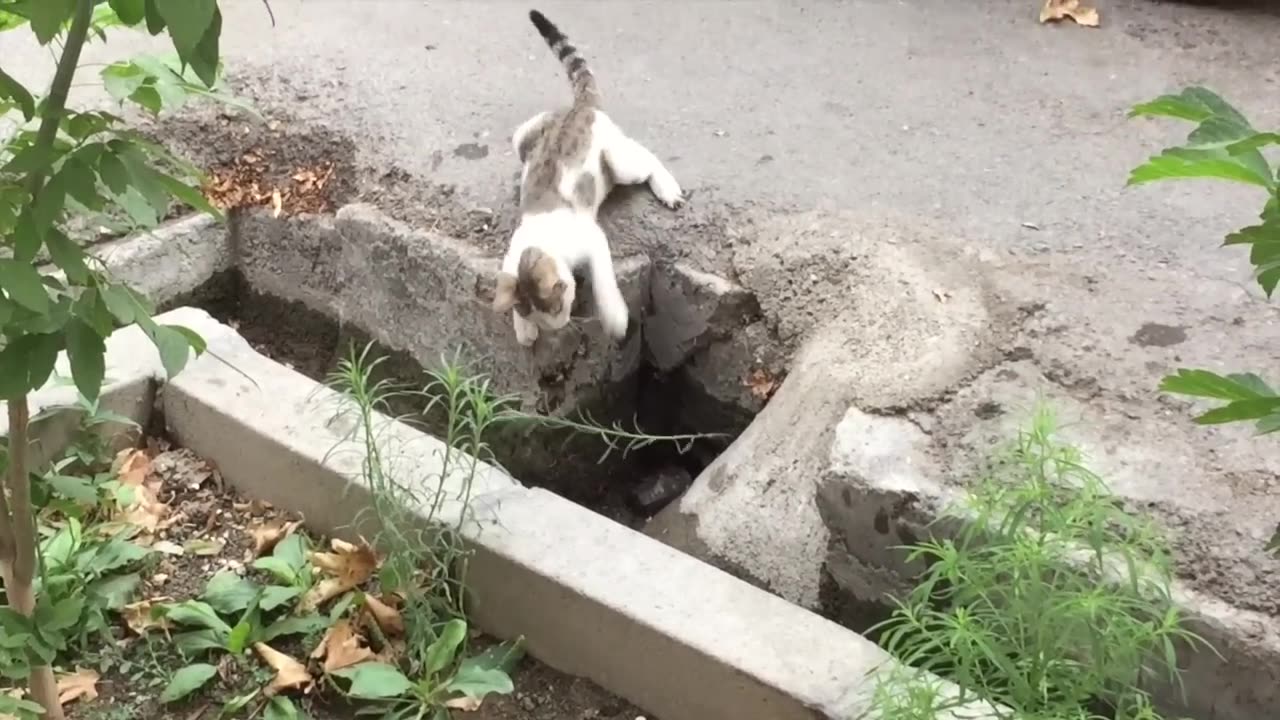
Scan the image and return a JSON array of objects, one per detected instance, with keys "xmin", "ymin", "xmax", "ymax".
[{"xmin": 529, "ymin": 10, "xmax": 600, "ymax": 106}]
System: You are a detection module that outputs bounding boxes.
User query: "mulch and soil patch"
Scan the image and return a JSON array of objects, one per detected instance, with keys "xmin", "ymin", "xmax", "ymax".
[{"xmin": 6, "ymin": 437, "xmax": 647, "ymax": 720}]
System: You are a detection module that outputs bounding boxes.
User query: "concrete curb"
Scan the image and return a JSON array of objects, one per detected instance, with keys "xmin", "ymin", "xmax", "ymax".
[{"xmin": 149, "ymin": 307, "xmax": 995, "ymax": 720}]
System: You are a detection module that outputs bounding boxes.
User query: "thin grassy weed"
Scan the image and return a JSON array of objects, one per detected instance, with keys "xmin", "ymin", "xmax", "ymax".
[{"xmin": 870, "ymin": 405, "xmax": 1208, "ymax": 720}]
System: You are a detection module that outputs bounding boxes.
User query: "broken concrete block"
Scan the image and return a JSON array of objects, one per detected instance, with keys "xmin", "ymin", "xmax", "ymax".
[{"xmin": 645, "ymin": 262, "xmax": 758, "ymax": 371}]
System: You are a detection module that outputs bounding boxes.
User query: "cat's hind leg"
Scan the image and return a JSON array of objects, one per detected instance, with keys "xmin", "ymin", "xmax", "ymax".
[
  {"xmin": 512, "ymin": 111, "xmax": 552, "ymax": 162},
  {"xmin": 600, "ymin": 125, "xmax": 685, "ymax": 209},
  {"xmin": 513, "ymin": 310, "xmax": 539, "ymax": 347}
]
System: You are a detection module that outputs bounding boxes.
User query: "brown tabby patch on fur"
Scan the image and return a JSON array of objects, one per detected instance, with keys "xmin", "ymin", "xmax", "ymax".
[{"xmin": 493, "ymin": 247, "xmax": 566, "ymax": 317}]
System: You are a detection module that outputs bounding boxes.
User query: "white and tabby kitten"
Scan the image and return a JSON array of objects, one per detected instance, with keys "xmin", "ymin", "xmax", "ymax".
[{"xmin": 492, "ymin": 9, "xmax": 685, "ymax": 347}]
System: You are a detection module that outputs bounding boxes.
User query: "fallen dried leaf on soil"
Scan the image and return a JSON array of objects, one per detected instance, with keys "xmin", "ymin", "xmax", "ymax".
[
  {"xmin": 743, "ymin": 368, "xmax": 779, "ymax": 402},
  {"xmin": 445, "ymin": 696, "xmax": 483, "ymax": 711},
  {"xmin": 362, "ymin": 594, "xmax": 405, "ymax": 637},
  {"xmin": 113, "ymin": 448, "xmax": 174, "ymax": 535},
  {"xmin": 122, "ymin": 597, "xmax": 174, "ymax": 635},
  {"xmin": 56, "ymin": 668, "xmax": 100, "ymax": 706},
  {"xmin": 1040, "ymin": 0, "xmax": 1099, "ymax": 26},
  {"xmin": 184, "ymin": 538, "xmax": 226, "ymax": 556},
  {"xmin": 312, "ymin": 620, "xmax": 376, "ymax": 673},
  {"xmin": 151, "ymin": 448, "xmax": 216, "ymax": 490},
  {"xmin": 301, "ymin": 538, "xmax": 379, "ymax": 611},
  {"xmin": 202, "ymin": 147, "xmax": 337, "ymax": 217},
  {"xmin": 254, "ymin": 642, "xmax": 313, "ymax": 695},
  {"xmin": 249, "ymin": 518, "xmax": 303, "ymax": 559}
]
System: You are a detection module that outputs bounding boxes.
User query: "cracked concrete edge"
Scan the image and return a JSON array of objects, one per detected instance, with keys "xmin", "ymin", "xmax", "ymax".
[
  {"xmin": 79, "ymin": 214, "xmax": 233, "ymax": 309},
  {"xmin": 143, "ymin": 306, "xmax": 997, "ymax": 720},
  {"xmin": 818, "ymin": 406, "xmax": 1280, "ymax": 720}
]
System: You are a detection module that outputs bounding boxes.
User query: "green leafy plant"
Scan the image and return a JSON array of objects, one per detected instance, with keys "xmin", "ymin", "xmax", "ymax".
[
  {"xmin": 1128, "ymin": 87, "xmax": 1280, "ymax": 432},
  {"xmin": 869, "ymin": 406, "xmax": 1207, "ymax": 720},
  {"xmin": 0, "ymin": 0, "xmax": 252, "ymax": 714}
]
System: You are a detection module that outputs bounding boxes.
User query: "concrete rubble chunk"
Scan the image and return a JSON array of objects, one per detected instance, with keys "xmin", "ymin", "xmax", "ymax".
[{"xmin": 646, "ymin": 210, "xmax": 1004, "ymax": 608}]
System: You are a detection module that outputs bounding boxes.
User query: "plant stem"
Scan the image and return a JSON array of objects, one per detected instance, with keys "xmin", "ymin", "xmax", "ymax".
[{"xmin": 1, "ymin": 2, "xmax": 94, "ymax": 718}]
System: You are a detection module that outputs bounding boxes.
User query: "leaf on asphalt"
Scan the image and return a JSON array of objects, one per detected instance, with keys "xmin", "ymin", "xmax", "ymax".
[
  {"xmin": 1040, "ymin": 0, "xmax": 1099, "ymax": 27},
  {"xmin": 56, "ymin": 668, "xmax": 100, "ymax": 706},
  {"xmin": 122, "ymin": 596, "xmax": 175, "ymax": 635},
  {"xmin": 311, "ymin": 619, "xmax": 376, "ymax": 673},
  {"xmin": 301, "ymin": 538, "xmax": 379, "ymax": 611},
  {"xmin": 249, "ymin": 518, "xmax": 303, "ymax": 559},
  {"xmin": 254, "ymin": 642, "xmax": 313, "ymax": 696}
]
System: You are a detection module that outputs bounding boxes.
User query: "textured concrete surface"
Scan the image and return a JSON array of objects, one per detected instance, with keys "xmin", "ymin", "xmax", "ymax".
[{"xmin": 153, "ymin": 307, "xmax": 1001, "ymax": 720}]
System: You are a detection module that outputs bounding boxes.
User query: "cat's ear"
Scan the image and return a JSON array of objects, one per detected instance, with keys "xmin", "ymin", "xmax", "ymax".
[{"xmin": 493, "ymin": 272, "xmax": 517, "ymax": 313}]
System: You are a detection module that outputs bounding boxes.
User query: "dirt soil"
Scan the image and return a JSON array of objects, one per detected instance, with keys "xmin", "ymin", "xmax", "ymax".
[{"xmin": 57, "ymin": 439, "xmax": 648, "ymax": 720}]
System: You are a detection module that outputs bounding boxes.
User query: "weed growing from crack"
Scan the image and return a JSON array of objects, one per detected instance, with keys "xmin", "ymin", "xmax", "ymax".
[{"xmin": 868, "ymin": 405, "xmax": 1209, "ymax": 720}]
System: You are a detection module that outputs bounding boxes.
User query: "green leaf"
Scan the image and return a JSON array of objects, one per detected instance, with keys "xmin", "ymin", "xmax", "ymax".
[
  {"xmin": 143, "ymin": 0, "xmax": 166, "ymax": 34},
  {"xmin": 32, "ymin": 172, "xmax": 68, "ymax": 231},
  {"xmin": 227, "ymin": 620, "xmax": 253, "ymax": 654},
  {"xmin": 73, "ymin": 288, "xmax": 116, "ymax": 337},
  {"xmin": 156, "ymin": 170, "xmax": 221, "ymax": 218},
  {"xmin": 0, "ymin": 696, "xmax": 46, "ymax": 718},
  {"xmin": 160, "ymin": 663, "xmax": 218, "ymax": 704},
  {"xmin": 187, "ymin": 7, "xmax": 222, "ymax": 87},
  {"xmin": 163, "ymin": 599, "xmax": 233, "ymax": 636},
  {"xmin": 1160, "ymin": 369, "xmax": 1274, "ymax": 401},
  {"xmin": 46, "ymin": 473, "xmax": 97, "ymax": 503},
  {"xmin": 29, "ymin": 0, "xmax": 75, "ymax": 44},
  {"xmin": 0, "ymin": 66, "xmax": 35, "ymax": 121},
  {"xmin": 1127, "ymin": 147, "xmax": 1274, "ymax": 189},
  {"xmin": 263, "ymin": 696, "xmax": 304, "ymax": 720},
  {"xmin": 447, "ymin": 664, "xmax": 514, "ymax": 702},
  {"xmin": 260, "ymin": 614, "xmax": 329, "ymax": 643},
  {"xmin": 92, "ymin": 537, "xmax": 150, "ymax": 574},
  {"xmin": 174, "ymin": 628, "xmax": 226, "ymax": 655},
  {"xmin": 44, "ymin": 229, "xmax": 89, "ymax": 284},
  {"xmin": 88, "ymin": 572, "xmax": 142, "ymax": 609},
  {"xmin": 12, "ymin": 212, "xmax": 42, "ymax": 262},
  {"xmin": 0, "ymin": 258, "xmax": 50, "ymax": 314},
  {"xmin": 97, "ymin": 151, "xmax": 129, "ymax": 195},
  {"xmin": 425, "ymin": 618, "xmax": 467, "ymax": 676},
  {"xmin": 1224, "ymin": 220, "xmax": 1280, "ymax": 297},
  {"xmin": 201, "ymin": 570, "xmax": 261, "ymax": 615},
  {"xmin": 250, "ymin": 557, "xmax": 298, "ymax": 586},
  {"xmin": 39, "ymin": 595, "xmax": 85, "ymax": 632},
  {"xmin": 168, "ymin": 323, "xmax": 208, "ymax": 355},
  {"xmin": 331, "ymin": 662, "xmax": 415, "ymax": 700},
  {"xmin": 100, "ymin": 284, "xmax": 137, "ymax": 325},
  {"xmin": 148, "ymin": 324, "xmax": 193, "ymax": 377},
  {"xmin": 101, "ymin": 62, "xmax": 148, "ymax": 102},
  {"xmin": 154, "ymin": 0, "xmax": 215, "ymax": 55},
  {"xmin": 259, "ymin": 585, "xmax": 302, "ymax": 612},
  {"xmin": 1194, "ymin": 398, "xmax": 1280, "ymax": 425},
  {"xmin": 458, "ymin": 639, "xmax": 525, "ymax": 677},
  {"xmin": 59, "ymin": 159, "xmax": 104, "ymax": 211},
  {"xmin": 1129, "ymin": 87, "xmax": 1249, "ymax": 126},
  {"xmin": 66, "ymin": 319, "xmax": 107, "ymax": 402},
  {"xmin": 109, "ymin": 0, "xmax": 146, "ymax": 25}
]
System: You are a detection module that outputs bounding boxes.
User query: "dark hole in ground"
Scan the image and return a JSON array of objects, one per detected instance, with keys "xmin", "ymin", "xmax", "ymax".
[{"xmin": 165, "ymin": 269, "xmax": 750, "ymax": 530}]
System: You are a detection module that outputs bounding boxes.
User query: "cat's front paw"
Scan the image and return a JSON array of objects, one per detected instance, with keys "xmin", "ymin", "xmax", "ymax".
[
  {"xmin": 514, "ymin": 315, "xmax": 539, "ymax": 347},
  {"xmin": 599, "ymin": 303, "xmax": 629, "ymax": 340},
  {"xmin": 651, "ymin": 172, "xmax": 686, "ymax": 210}
]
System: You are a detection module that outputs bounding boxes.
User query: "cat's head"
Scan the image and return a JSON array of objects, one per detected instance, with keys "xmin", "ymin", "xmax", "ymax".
[{"xmin": 493, "ymin": 246, "xmax": 575, "ymax": 330}]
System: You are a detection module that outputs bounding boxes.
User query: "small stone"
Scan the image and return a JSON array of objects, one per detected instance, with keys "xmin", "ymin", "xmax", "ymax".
[
  {"xmin": 520, "ymin": 695, "xmax": 536, "ymax": 712},
  {"xmin": 630, "ymin": 466, "xmax": 693, "ymax": 515}
]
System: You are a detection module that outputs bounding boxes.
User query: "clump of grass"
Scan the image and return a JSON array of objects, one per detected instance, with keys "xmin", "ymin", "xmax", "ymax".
[
  {"xmin": 323, "ymin": 343, "xmax": 724, "ymax": 715},
  {"xmin": 869, "ymin": 405, "xmax": 1208, "ymax": 720}
]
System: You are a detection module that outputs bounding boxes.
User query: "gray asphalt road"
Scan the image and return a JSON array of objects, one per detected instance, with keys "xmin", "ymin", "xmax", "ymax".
[{"xmin": 6, "ymin": 0, "xmax": 1280, "ymax": 274}]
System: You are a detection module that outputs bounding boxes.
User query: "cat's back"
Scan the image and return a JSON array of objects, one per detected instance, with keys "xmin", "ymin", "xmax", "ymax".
[{"xmin": 521, "ymin": 105, "xmax": 602, "ymax": 214}]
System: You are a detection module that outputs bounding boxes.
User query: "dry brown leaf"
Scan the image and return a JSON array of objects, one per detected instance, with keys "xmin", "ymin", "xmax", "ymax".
[
  {"xmin": 312, "ymin": 620, "xmax": 376, "ymax": 673},
  {"xmin": 362, "ymin": 594, "xmax": 405, "ymax": 637},
  {"xmin": 444, "ymin": 696, "xmax": 483, "ymax": 711},
  {"xmin": 253, "ymin": 642, "xmax": 313, "ymax": 696},
  {"xmin": 271, "ymin": 189, "xmax": 283, "ymax": 218},
  {"xmin": 113, "ymin": 448, "xmax": 173, "ymax": 535},
  {"xmin": 184, "ymin": 538, "xmax": 226, "ymax": 556},
  {"xmin": 301, "ymin": 538, "xmax": 378, "ymax": 611},
  {"xmin": 743, "ymin": 368, "xmax": 779, "ymax": 402},
  {"xmin": 151, "ymin": 448, "xmax": 214, "ymax": 490},
  {"xmin": 1039, "ymin": 0, "xmax": 1099, "ymax": 26},
  {"xmin": 122, "ymin": 597, "xmax": 174, "ymax": 635},
  {"xmin": 249, "ymin": 518, "xmax": 302, "ymax": 559},
  {"xmin": 56, "ymin": 668, "xmax": 100, "ymax": 706}
]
